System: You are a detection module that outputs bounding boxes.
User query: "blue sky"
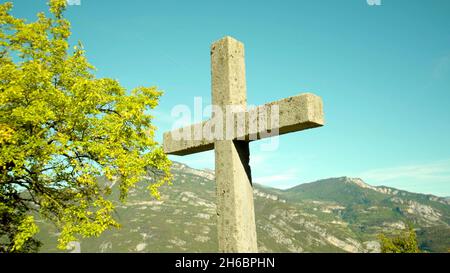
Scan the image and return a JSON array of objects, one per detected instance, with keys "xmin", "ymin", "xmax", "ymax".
[{"xmin": 6, "ymin": 0, "xmax": 450, "ymax": 196}]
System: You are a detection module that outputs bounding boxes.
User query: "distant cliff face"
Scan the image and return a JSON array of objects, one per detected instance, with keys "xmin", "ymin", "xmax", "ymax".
[{"xmin": 36, "ymin": 162, "xmax": 450, "ymax": 253}]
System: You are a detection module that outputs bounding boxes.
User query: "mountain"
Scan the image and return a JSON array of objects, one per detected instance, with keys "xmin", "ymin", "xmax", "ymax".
[{"xmin": 35, "ymin": 162, "xmax": 450, "ymax": 253}]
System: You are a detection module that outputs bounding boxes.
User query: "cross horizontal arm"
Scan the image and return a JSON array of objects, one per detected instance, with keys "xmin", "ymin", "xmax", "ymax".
[
  {"xmin": 163, "ymin": 121, "xmax": 214, "ymax": 156},
  {"xmin": 163, "ymin": 93, "xmax": 324, "ymax": 155}
]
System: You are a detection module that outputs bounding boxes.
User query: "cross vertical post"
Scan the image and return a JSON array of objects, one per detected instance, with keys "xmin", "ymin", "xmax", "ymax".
[{"xmin": 211, "ymin": 37, "xmax": 258, "ymax": 252}]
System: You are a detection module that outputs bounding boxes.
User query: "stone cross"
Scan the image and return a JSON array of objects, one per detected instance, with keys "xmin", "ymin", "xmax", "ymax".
[{"xmin": 163, "ymin": 36, "xmax": 324, "ymax": 252}]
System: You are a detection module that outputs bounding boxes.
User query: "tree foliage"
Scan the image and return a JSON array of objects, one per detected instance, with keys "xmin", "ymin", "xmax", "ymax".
[
  {"xmin": 0, "ymin": 0, "xmax": 172, "ymax": 252},
  {"xmin": 379, "ymin": 225, "xmax": 420, "ymax": 253}
]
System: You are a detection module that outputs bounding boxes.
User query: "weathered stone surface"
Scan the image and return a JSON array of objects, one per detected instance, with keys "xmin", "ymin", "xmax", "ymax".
[
  {"xmin": 162, "ymin": 36, "xmax": 325, "ymax": 253},
  {"xmin": 215, "ymin": 140, "xmax": 257, "ymax": 252},
  {"xmin": 211, "ymin": 36, "xmax": 257, "ymax": 252},
  {"xmin": 163, "ymin": 93, "xmax": 324, "ymax": 155},
  {"xmin": 163, "ymin": 121, "xmax": 213, "ymax": 156}
]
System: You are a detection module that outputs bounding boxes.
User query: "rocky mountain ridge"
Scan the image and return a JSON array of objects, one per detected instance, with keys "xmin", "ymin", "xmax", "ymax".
[{"xmin": 36, "ymin": 162, "xmax": 450, "ymax": 253}]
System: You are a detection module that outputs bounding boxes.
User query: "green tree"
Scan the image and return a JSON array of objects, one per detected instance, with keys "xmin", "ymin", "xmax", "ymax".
[
  {"xmin": 379, "ymin": 225, "xmax": 420, "ymax": 253},
  {"xmin": 0, "ymin": 0, "xmax": 172, "ymax": 252}
]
